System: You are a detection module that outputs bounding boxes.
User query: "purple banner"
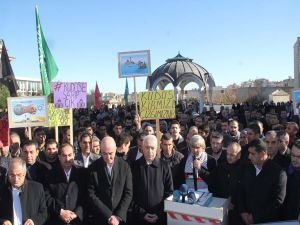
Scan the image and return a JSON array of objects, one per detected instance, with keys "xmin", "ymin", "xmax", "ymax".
[{"xmin": 53, "ymin": 82, "xmax": 87, "ymax": 109}]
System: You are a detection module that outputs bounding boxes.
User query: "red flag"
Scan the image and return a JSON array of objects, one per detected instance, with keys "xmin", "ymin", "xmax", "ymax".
[{"xmin": 94, "ymin": 82, "xmax": 101, "ymax": 110}]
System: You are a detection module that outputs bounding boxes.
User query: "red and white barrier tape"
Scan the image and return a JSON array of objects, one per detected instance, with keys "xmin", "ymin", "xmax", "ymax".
[{"xmin": 168, "ymin": 212, "xmax": 221, "ymax": 225}]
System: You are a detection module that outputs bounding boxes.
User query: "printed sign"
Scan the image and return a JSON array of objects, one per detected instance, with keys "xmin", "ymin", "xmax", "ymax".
[
  {"xmin": 48, "ymin": 103, "xmax": 71, "ymax": 127},
  {"xmin": 293, "ymin": 89, "xmax": 300, "ymax": 115},
  {"xmin": 118, "ymin": 50, "xmax": 151, "ymax": 78},
  {"xmin": 53, "ymin": 82, "xmax": 87, "ymax": 109},
  {"xmin": 7, "ymin": 96, "xmax": 48, "ymax": 128},
  {"xmin": 0, "ymin": 119, "xmax": 9, "ymax": 146},
  {"xmin": 139, "ymin": 90, "xmax": 176, "ymax": 120}
]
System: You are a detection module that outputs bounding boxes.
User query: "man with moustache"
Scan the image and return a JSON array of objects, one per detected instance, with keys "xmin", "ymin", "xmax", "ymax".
[{"xmin": 45, "ymin": 143, "xmax": 86, "ymax": 225}]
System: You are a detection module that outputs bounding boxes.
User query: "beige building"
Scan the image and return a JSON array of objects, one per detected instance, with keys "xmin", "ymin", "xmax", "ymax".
[{"xmin": 268, "ymin": 89, "xmax": 290, "ymax": 103}]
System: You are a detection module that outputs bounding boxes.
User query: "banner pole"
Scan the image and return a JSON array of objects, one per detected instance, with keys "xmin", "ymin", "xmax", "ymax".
[
  {"xmin": 28, "ymin": 127, "xmax": 32, "ymax": 140},
  {"xmin": 55, "ymin": 126, "xmax": 59, "ymax": 143},
  {"xmin": 134, "ymin": 77, "xmax": 138, "ymax": 113},
  {"xmin": 156, "ymin": 118, "xmax": 161, "ymax": 154},
  {"xmin": 69, "ymin": 109, "xmax": 73, "ymax": 146}
]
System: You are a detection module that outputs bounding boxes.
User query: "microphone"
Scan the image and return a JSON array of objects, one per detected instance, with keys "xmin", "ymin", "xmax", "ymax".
[
  {"xmin": 192, "ymin": 156, "xmax": 199, "ymax": 191},
  {"xmin": 187, "ymin": 191, "xmax": 197, "ymax": 204},
  {"xmin": 172, "ymin": 190, "xmax": 181, "ymax": 202},
  {"xmin": 179, "ymin": 184, "xmax": 188, "ymax": 203}
]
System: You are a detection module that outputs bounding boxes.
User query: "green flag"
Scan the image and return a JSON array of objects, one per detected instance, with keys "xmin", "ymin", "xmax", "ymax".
[
  {"xmin": 124, "ymin": 78, "xmax": 129, "ymax": 104},
  {"xmin": 35, "ymin": 6, "xmax": 58, "ymax": 96}
]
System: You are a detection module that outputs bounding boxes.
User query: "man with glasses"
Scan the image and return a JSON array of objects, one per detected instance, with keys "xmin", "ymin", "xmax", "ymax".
[
  {"xmin": 87, "ymin": 136, "xmax": 133, "ymax": 225},
  {"xmin": 0, "ymin": 158, "xmax": 48, "ymax": 225}
]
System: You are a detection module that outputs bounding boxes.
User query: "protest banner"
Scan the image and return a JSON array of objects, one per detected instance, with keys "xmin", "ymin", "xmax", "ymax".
[
  {"xmin": 7, "ymin": 96, "xmax": 48, "ymax": 128},
  {"xmin": 118, "ymin": 50, "xmax": 151, "ymax": 78},
  {"xmin": 53, "ymin": 82, "xmax": 87, "ymax": 108},
  {"xmin": 139, "ymin": 90, "xmax": 176, "ymax": 120},
  {"xmin": 0, "ymin": 119, "xmax": 9, "ymax": 145},
  {"xmin": 47, "ymin": 103, "xmax": 71, "ymax": 127},
  {"xmin": 293, "ymin": 89, "xmax": 300, "ymax": 115}
]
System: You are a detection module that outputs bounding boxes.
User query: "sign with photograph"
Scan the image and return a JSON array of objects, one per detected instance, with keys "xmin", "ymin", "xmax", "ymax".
[
  {"xmin": 48, "ymin": 103, "xmax": 71, "ymax": 127},
  {"xmin": 293, "ymin": 89, "xmax": 300, "ymax": 115},
  {"xmin": 139, "ymin": 90, "xmax": 176, "ymax": 120},
  {"xmin": 118, "ymin": 50, "xmax": 151, "ymax": 78},
  {"xmin": 53, "ymin": 82, "xmax": 87, "ymax": 109},
  {"xmin": 7, "ymin": 96, "xmax": 48, "ymax": 128}
]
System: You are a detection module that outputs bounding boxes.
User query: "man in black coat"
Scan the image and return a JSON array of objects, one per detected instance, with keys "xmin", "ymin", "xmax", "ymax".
[
  {"xmin": 283, "ymin": 140, "xmax": 300, "ymax": 220},
  {"xmin": 126, "ymin": 132, "xmax": 145, "ymax": 164},
  {"xmin": 88, "ymin": 136, "xmax": 133, "ymax": 225},
  {"xmin": 130, "ymin": 135, "xmax": 173, "ymax": 225},
  {"xmin": 45, "ymin": 143, "xmax": 87, "ymax": 225},
  {"xmin": 208, "ymin": 142, "xmax": 245, "ymax": 225},
  {"xmin": 0, "ymin": 165, "xmax": 6, "ymax": 187},
  {"xmin": 205, "ymin": 132, "xmax": 227, "ymax": 170},
  {"xmin": 0, "ymin": 158, "xmax": 48, "ymax": 225},
  {"xmin": 264, "ymin": 130, "xmax": 290, "ymax": 170},
  {"xmin": 237, "ymin": 139, "xmax": 287, "ymax": 225},
  {"xmin": 21, "ymin": 140, "xmax": 52, "ymax": 186},
  {"xmin": 160, "ymin": 133, "xmax": 184, "ymax": 182}
]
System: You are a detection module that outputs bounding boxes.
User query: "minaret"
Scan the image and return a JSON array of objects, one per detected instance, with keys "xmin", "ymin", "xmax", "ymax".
[{"xmin": 294, "ymin": 37, "xmax": 300, "ymax": 89}]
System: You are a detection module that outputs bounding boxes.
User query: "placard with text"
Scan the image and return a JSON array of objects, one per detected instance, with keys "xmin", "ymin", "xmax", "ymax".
[
  {"xmin": 139, "ymin": 90, "xmax": 176, "ymax": 120},
  {"xmin": 53, "ymin": 82, "xmax": 87, "ymax": 109}
]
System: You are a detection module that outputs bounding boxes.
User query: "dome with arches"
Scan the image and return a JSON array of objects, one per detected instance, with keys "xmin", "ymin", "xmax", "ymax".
[{"xmin": 146, "ymin": 53, "xmax": 215, "ymax": 91}]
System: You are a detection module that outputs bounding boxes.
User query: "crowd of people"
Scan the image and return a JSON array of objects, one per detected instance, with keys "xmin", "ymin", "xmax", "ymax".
[{"xmin": 0, "ymin": 100, "xmax": 300, "ymax": 225}]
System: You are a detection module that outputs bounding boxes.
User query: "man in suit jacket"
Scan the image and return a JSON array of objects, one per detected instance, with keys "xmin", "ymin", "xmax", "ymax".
[
  {"xmin": 0, "ymin": 158, "xmax": 47, "ymax": 225},
  {"xmin": 237, "ymin": 139, "xmax": 287, "ymax": 224},
  {"xmin": 88, "ymin": 136, "xmax": 133, "ymax": 225},
  {"xmin": 74, "ymin": 133, "xmax": 100, "ymax": 168},
  {"xmin": 21, "ymin": 140, "xmax": 52, "ymax": 186},
  {"xmin": 45, "ymin": 143, "xmax": 87, "ymax": 225},
  {"xmin": 126, "ymin": 133, "xmax": 145, "ymax": 165}
]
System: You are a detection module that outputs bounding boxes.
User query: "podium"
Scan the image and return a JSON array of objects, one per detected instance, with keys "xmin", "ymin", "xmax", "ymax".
[{"xmin": 164, "ymin": 195, "xmax": 229, "ymax": 225}]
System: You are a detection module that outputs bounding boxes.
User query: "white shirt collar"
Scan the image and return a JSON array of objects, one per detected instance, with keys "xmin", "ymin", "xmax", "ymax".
[{"xmin": 254, "ymin": 165, "xmax": 262, "ymax": 176}]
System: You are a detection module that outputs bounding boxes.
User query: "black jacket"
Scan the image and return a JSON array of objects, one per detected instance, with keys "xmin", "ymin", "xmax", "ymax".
[
  {"xmin": 87, "ymin": 156, "xmax": 133, "ymax": 224},
  {"xmin": 160, "ymin": 149, "xmax": 184, "ymax": 182},
  {"xmin": 208, "ymin": 159, "xmax": 245, "ymax": 204},
  {"xmin": 283, "ymin": 166, "xmax": 300, "ymax": 220},
  {"xmin": 0, "ymin": 180, "xmax": 48, "ymax": 225},
  {"xmin": 0, "ymin": 166, "xmax": 6, "ymax": 187},
  {"xmin": 26, "ymin": 160, "xmax": 52, "ymax": 186},
  {"xmin": 237, "ymin": 160, "xmax": 287, "ymax": 223},
  {"xmin": 131, "ymin": 157, "xmax": 173, "ymax": 225},
  {"xmin": 45, "ymin": 165, "xmax": 87, "ymax": 225}
]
